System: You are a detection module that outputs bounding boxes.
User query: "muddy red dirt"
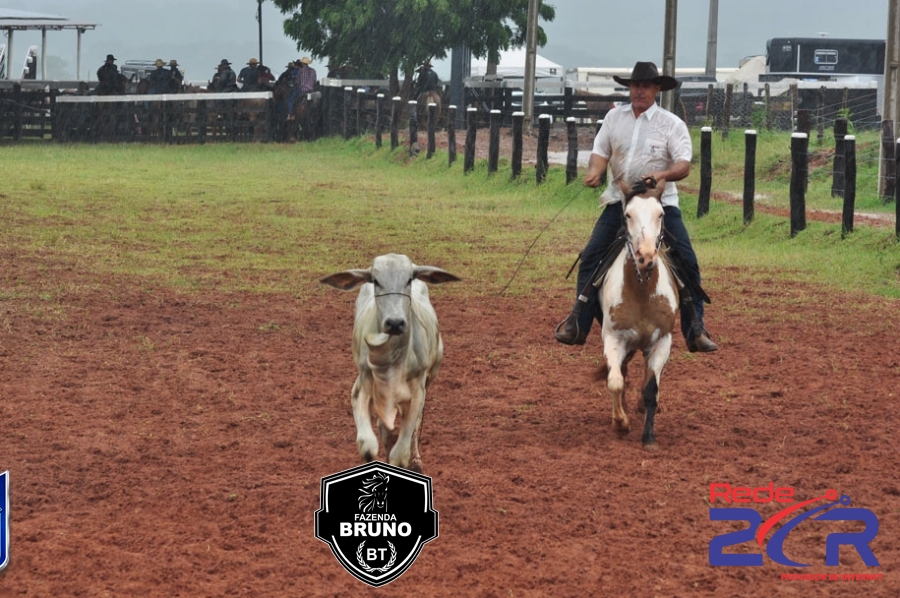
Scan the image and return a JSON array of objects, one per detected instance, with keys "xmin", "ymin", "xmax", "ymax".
[
  {"xmin": 1, "ymin": 259, "xmax": 899, "ymax": 596},
  {"xmin": 1, "ymin": 126, "xmax": 898, "ymax": 596}
]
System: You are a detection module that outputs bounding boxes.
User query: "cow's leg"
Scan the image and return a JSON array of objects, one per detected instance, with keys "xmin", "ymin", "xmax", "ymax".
[
  {"xmin": 408, "ymin": 399, "xmax": 426, "ymax": 474},
  {"xmin": 604, "ymin": 342, "xmax": 630, "ymax": 435},
  {"xmin": 641, "ymin": 335, "xmax": 672, "ymax": 451},
  {"xmin": 351, "ymin": 377, "xmax": 379, "ymax": 462},
  {"xmin": 389, "ymin": 385, "xmax": 425, "ymax": 471}
]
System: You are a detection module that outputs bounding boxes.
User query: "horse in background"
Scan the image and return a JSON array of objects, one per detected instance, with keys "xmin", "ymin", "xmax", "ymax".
[
  {"xmin": 596, "ymin": 177, "xmax": 678, "ymax": 451},
  {"xmin": 272, "ymin": 77, "xmax": 322, "ymax": 141}
]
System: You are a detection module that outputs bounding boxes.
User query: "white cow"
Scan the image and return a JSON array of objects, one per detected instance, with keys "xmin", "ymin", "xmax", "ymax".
[{"xmin": 320, "ymin": 254, "xmax": 459, "ymax": 472}]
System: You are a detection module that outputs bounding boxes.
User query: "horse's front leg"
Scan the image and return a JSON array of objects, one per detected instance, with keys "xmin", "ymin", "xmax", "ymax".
[
  {"xmin": 641, "ymin": 334, "xmax": 672, "ymax": 451},
  {"xmin": 603, "ymin": 341, "xmax": 630, "ymax": 435}
]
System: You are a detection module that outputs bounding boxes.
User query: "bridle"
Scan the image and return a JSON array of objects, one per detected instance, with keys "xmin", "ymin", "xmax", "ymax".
[{"xmin": 622, "ymin": 176, "xmax": 665, "ymax": 284}]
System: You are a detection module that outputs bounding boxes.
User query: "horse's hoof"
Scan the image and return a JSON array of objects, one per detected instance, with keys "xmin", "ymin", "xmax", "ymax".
[
  {"xmin": 642, "ymin": 442, "xmax": 659, "ymax": 452},
  {"xmin": 408, "ymin": 461, "xmax": 423, "ymax": 474},
  {"xmin": 613, "ymin": 421, "xmax": 630, "ymax": 436}
]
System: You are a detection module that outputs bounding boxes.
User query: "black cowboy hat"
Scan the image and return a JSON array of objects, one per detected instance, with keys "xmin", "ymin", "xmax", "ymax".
[
  {"xmin": 218, "ymin": 59, "xmax": 232, "ymax": 67},
  {"xmin": 613, "ymin": 61, "xmax": 679, "ymax": 92},
  {"xmin": 106, "ymin": 54, "xmax": 116, "ymax": 61}
]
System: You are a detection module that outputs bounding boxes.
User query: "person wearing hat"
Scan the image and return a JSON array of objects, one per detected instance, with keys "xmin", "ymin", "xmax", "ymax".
[
  {"xmin": 167, "ymin": 59, "xmax": 183, "ymax": 93},
  {"xmin": 286, "ymin": 57, "xmax": 317, "ymax": 117},
  {"xmin": 415, "ymin": 60, "xmax": 439, "ymax": 97},
  {"xmin": 238, "ymin": 58, "xmax": 261, "ymax": 92},
  {"xmin": 96, "ymin": 53, "xmax": 120, "ymax": 95},
  {"xmin": 210, "ymin": 59, "xmax": 238, "ymax": 92},
  {"xmin": 554, "ymin": 60, "xmax": 717, "ymax": 353},
  {"xmin": 148, "ymin": 58, "xmax": 173, "ymax": 94}
]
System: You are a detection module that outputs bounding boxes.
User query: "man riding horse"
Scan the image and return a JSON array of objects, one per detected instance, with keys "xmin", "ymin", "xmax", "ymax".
[{"xmin": 96, "ymin": 54, "xmax": 121, "ymax": 95}]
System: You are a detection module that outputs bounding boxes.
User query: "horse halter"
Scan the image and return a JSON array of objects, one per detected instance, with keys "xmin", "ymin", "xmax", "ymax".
[{"xmin": 622, "ymin": 176, "xmax": 665, "ymax": 284}]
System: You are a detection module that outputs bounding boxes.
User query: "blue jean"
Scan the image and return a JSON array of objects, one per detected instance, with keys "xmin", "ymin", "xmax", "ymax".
[{"xmin": 573, "ymin": 204, "xmax": 706, "ymax": 341}]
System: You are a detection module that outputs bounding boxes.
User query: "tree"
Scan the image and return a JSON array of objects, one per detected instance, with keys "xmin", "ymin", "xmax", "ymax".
[{"xmin": 271, "ymin": 0, "xmax": 554, "ymax": 95}]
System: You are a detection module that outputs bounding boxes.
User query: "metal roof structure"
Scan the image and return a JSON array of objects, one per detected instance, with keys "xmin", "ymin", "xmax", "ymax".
[{"xmin": 0, "ymin": 8, "xmax": 98, "ymax": 80}]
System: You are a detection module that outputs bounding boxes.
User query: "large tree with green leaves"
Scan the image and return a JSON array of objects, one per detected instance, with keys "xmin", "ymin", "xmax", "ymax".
[{"xmin": 271, "ymin": 0, "xmax": 555, "ymax": 94}]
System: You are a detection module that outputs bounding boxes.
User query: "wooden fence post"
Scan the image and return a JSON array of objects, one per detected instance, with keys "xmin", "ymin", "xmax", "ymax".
[
  {"xmin": 764, "ymin": 83, "xmax": 772, "ymax": 131},
  {"xmin": 842, "ymin": 135, "xmax": 857, "ymax": 237},
  {"xmin": 342, "ymin": 86, "xmax": 352, "ymax": 140},
  {"xmin": 880, "ymin": 120, "xmax": 896, "ymax": 202},
  {"xmin": 595, "ymin": 119, "xmax": 606, "ymax": 186},
  {"xmin": 447, "ymin": 105, "xmax": 457, "ymax": 165},
  {"xmin": 831, "ymin": 117, "xmax": 848, "ymax": 198},
  {"xmin": 488, "ymin": 109, "xmax": 500, "ymax": 174},
  {"xmin": 743, "ymin": 129, "xmax": 757, "ymax": 225},
  {"xmin": 356, "ymin": 88, "xmax": 365, "ymax": 136},
  {"xmin": 790, "ymin": 132, "xmax": 809, "ymax": 237},
  {"xmin": 536, "ymin": 114, "xmax": 551, "ymax": 184},
  {"xmin": 408, "ymin": 100, "xmax": 419, "ymax": 156},
  {"xmin": 512, "ymin": 111, "xmax": 524, "ymax": 179},
  {"xmin": 697, "ymin": 126, "xmax": 712, "ymax": 218},
  {"xmin": 464, "ymin": 107, "xmax": 477, "ymax": 174},
  {"xmin": 390, "ymin": 96, "xmax": 400, "ymax": 150},
  {"xmin": 427, "ymin": 102, "xmax": 437, "ymax": 159},
  {"xmin": 816, "ymin": 86, "xmax": 825, "ymax": 145},
  {"xmin": 721, "ymin": 83, "xmax": 733, "ymax": 139},
  {"xmin": 13, "ymin": 83, "xmax": 22, "ymax": 141},
  {"xmin": 565, "ymin": 116, "xmax": 578, "ymax": 184},
  {"xmin": 375, "ymin": 93, "xmax": 384, "ymax": 148},
  {"xmin": 896, "ymin": 137, "xmax": 900, "ymax": 240}
]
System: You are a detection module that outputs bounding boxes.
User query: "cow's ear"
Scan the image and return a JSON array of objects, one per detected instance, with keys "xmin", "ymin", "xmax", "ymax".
[
  {"xmin": 414, "ymin": 266, "xmax": 461, "ymax": 285},
  {"xmin": 320, "ymin": 268, "xmax": 372, "ymax": 290}
]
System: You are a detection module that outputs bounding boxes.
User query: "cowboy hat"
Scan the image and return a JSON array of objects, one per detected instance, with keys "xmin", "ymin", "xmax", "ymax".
[
  {"xmin": 613, "ymin": 61, "xmax": 678, "ymax": 92},
  {"xmin": 299, "ymin": 57, "xmax": 312, "ymax": 65},
  {"xmin": 248, "ymin": 58, "xmax": 259, "ymax": 65},
  {"xmin": 106, "ymin": 54, "xmax": 116, "ymax": 62},
  {"xmin": 154, "ymin": 58, "xmax": 165, "ymax": 67},
  {"xmin": 218, "ymin": 59, "xmax": 232, "ymax": 67},
  {"xmin": 168, "ymin": 59, "xmax": 179, "ymax": 67}
]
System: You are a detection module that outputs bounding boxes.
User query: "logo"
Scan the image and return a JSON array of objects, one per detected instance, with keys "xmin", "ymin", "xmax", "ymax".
[
  {"xmin": 709, "ymin": 483, "xmax": 880, "ymax": 569},
  {"xmin": 0, "ymin": 471, "xmax": 8, "ymax": 572},
  {"xmin": 315, "ymin": 461, "xmax": 438, "ymax": 587}
]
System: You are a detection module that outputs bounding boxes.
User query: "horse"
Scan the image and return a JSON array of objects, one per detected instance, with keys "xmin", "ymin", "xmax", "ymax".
[
  {"xmin": 416, "ymin": 90, "xmax": 442, "ymax": 131},
  {"xmin": 358, "ymin": 472, "xmax": 389, "ymax": 513},
  {"xmin": 272, "ymin": 78, "xmax": 322, "ymax": 141},
  {"xmin": 596, "ymin": 176, "xmax": 678, "ymax": 451}
]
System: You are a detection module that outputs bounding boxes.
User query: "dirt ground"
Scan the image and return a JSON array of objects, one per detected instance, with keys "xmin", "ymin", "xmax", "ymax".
[
  {"xmin": 1, "ymin": 130, "xmax": 899, "ymax": 596},
  {"xmin": 1, "ymin": 258, "xmax": 899, "ymax": 597}
]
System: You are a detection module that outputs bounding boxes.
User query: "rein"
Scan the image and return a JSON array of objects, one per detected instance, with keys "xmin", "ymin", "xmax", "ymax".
[{"xmin": 498, "ymin": 184, "xmax": 591, "ymax": 296}]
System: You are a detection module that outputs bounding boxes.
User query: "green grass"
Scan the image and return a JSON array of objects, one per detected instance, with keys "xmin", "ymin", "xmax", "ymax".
[{"xmin": 0, "ymin": 134, "xmax": 898, "ymax": 304}]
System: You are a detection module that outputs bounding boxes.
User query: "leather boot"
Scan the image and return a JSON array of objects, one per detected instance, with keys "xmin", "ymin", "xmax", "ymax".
[
  {"xmin": 554, "ymin": 311, "xmax": 587, "ymax": 345},
  {"xmin": 680, "ymin": 293, "xmax": 718, "ymax": 353}
]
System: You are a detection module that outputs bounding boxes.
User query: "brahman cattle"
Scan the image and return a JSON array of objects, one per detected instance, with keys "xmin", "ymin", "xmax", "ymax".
[{"xmin": 320, "ymin": 254, "xmax": 459, "ymax": 472}]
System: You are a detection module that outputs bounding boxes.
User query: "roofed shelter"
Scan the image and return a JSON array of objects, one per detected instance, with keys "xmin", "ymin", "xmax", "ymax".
[{"xmin": 0, "ymin": 8, "xmax": 97, "ymax": 81}]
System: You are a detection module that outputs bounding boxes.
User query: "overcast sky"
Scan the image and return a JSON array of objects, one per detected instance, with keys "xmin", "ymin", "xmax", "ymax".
[{"xmin": 5, "ymin": 0, "xmax": 891, "ymax": 83}]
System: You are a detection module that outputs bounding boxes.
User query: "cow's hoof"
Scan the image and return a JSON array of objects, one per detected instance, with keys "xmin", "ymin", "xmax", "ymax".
[
  {"xmin": 408, "ymin": 461, "xmax": 423, "ymax": 474},
  {"xmin": 642, "ymin": 442, "xmax": 659, "ymax": 452},
  {"xmin": 613, "ymin": 421, "xmax": 630, "ymax": 436}
]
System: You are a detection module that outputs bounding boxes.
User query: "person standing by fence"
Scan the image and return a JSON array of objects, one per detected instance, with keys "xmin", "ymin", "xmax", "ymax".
[
  {"xmin": 168, "ymin": 60, "xmax": 183, "ymax": 93},
  {"xmin": 554, "ymin": 61, "xmax": 717, "ymax": 353},
  {"xmin": 148, "ymin": 59, "xmax": 172, "ymax": 94},
  {"xmin": 239, "ymin": 58, "xmax": 261, "ymax": 92},
  {"xmin": 96, "ymin": 54, "xmax": 119, "ymax": 95}
]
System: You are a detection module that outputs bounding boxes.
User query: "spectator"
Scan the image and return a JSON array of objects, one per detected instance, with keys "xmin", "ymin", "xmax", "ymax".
[
  {"xmin": 286, "ymin": 57, "xmax": 317, "ymax": 117},
  {"xmin": 96, "ymin": 53, "xmax": 120, "ymax": 95},
  {"xmin": 238, "ymin": 58, "xmax": 260, "ymax": 92},
  {"xmin": 148, "ymin": 58, "xmax": 173, "ymax": 94},
  {"xmin": 168, "ymin": 59, "xmax": 183, "ymax": 93},
  {"xmin": 210, "ymin": 59, "xmax": 238, "ymax": 92},
  {"xmin": 257, "ymin": 64, "xmax": 275, "ymax": 89}
]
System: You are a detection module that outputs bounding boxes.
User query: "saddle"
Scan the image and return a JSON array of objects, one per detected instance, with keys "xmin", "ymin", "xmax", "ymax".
[{"xmin": 570, "ymin": 229, "xmax": 710, "ymax": 305}]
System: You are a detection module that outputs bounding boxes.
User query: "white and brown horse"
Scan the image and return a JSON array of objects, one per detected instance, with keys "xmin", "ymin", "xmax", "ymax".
[{"xmin": 597, "ymin": 177, "xmax": 678, "ymax": 450}]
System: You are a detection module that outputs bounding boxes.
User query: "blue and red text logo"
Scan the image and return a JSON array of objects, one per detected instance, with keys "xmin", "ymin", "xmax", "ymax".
[{"xmin": 708, "ymin": 482, "xmax": 880, "ymax": 568}]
